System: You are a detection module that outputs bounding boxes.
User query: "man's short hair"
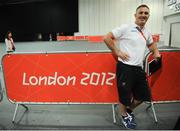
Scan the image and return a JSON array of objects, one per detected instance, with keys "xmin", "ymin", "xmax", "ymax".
[{"xmin": 136, "ymin": 4, "xmax": 149, "ymax": 12}]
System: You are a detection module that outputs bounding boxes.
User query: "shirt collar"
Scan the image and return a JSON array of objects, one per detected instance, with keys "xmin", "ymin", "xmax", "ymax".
[{"xmin": 132, "ymin": 23, "xmax": 145, "ymax": 31}]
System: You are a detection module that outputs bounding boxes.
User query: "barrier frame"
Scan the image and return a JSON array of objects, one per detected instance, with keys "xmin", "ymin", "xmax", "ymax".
[
  {"xmin": 1, "ymin": 51, "xmax": 119, "ymax": 124},
  {"xmin": 144, "ymin": 48, "xmax": 180, "ymax": 123},
  {"xmin": 2, "ymin": 48, "xmax": 179, "ymax": 125},
  {"xmin": 0, "ymin": 65, "xmax": 4, "ymax": 103},
  {"xmin": 0, "ymin": 81, "xmax": 3, "ymax": 103}
]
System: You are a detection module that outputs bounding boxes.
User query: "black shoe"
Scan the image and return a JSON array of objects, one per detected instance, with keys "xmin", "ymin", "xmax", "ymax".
[{"xmin": 121, "ymin": 113, "xmax": 136, "ymax": 129}]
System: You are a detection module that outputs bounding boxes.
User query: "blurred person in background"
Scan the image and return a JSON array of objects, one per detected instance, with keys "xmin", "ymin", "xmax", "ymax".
[{"xmin": 5, "ymin": 31, "xmax": 16, "ymax": 53}]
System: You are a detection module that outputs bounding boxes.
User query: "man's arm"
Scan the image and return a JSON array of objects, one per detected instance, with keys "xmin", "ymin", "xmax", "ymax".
[
  {"xmin": 104, "ymin": 32, "xmax": 129, "ymax": 61},
  {"xmin": 148, "ymin": 42, "xmax": 161, "ymax": 60}
]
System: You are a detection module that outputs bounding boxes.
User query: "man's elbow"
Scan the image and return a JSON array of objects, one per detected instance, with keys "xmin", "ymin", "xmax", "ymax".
[{"xmin": 104, "ymin": 33, "xmax": 113, "ymax": 43}]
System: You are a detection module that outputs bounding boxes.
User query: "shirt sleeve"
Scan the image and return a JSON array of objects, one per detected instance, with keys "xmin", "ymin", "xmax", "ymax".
[{"xmin": 112, "ymin": 24, "xmax": 128, "ymax": 39}]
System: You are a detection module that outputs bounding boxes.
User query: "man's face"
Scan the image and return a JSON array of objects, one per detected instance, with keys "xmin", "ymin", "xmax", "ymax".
[{"xmin": 135, "ymin": 7, "xmax": 150, "ymax": 27}]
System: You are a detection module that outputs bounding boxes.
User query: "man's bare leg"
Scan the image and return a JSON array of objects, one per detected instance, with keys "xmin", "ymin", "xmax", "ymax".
[
  {"xmin": 128, "ymin": 99, "xmax": 142, "ymax": 111},
  {"xmin": 119, "ymin": 102, "xmax": 128, "ymax": 116}
]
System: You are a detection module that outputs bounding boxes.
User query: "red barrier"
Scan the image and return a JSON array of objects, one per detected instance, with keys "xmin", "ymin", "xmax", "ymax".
[
  {"xmin": 74, "ymin": 36, "xmax": 86, "ymax": 40},
  {"xmin": 57, "ymin": 36, "xmax": 66, "ymax": 41},
  {"xmin": 66, "ymin": 36, "xmax": 74, "ymax": 41},
  {"xmin": 2, "ymin": 51, "xmax": 180, "ymax": 104},
  {"xmin": 147, "ymin": 51, "xmax": 180, "ymax": 101},
  {"xmin": 88, "ymin": 36, "xmax": 104, "ymax": 43},
  {"xmin": 2, "ymin": 53, "xmax": 119, "ymax": 103},
  {"xmin": 57, "ymin": 35, "xmax": 159, "ymax": 42}
]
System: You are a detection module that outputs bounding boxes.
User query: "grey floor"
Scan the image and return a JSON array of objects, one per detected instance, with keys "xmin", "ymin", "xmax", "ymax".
[{"xmin": 0, "ymin": 41, "xmax": 180, "ymax": 130}]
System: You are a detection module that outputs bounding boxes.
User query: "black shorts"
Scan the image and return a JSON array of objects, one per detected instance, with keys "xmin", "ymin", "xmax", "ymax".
[{"xmin": 116, "ymin": 61, "xmax": 151, "ymax": 106}]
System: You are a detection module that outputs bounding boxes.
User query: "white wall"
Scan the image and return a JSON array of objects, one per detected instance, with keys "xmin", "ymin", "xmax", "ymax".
[
  {"xmin": 77, "ymin": 0, "xmax": 164, "ymax": 36},
  {"xmin": 171, "ymin": 22, "xmax": 180, "ymax": 47},
  {"xmin": 163, "ymin": 0, "xmax": 180, "ymax": 46},
  {"xmin": 164, "ymin": 0, "xmax": 180, "ymax": 16}
]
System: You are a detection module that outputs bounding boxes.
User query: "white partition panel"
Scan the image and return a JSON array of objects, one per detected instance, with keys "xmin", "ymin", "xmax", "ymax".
[
  {"xmin": 77, "ymin": 0, "xmax": 164, "ymax": 36},
  {"xmin": 171, "ymin": 22, "xmax": 180, "ymax": 47}
]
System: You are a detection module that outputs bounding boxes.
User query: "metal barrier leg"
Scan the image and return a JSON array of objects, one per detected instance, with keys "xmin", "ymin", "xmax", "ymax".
[
  {"xmin": 12, "ymin": 103, "xmax": 19, "ymax": 123},
  {"xmin": 0, "ymin": 75, "xmax": 3, "ymax": 103},
  {"xmin": 0, "ymin": 91, "xmax": 3, "ymax": 103},
  {"xmin": 151, "ymin": 102, "xmax": 158, "ymax": 123},
  {"xmin": 20, "ymin": 104, "xmax": 28, "ymax": 110},
  {"xmin": 112, "ymin": 104, "xmax": 116, "ymax": 124}
]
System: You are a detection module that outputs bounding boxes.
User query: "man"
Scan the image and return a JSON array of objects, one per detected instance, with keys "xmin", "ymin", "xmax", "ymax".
[{"xmin": 104, "ymin": 4, "xmax": 161, "ymax": 129}]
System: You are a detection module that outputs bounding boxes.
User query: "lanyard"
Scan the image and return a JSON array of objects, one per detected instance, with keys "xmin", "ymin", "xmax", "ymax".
[{"xmin": 136, "ymin": 27, "xmax": 147, "ymax": 42}]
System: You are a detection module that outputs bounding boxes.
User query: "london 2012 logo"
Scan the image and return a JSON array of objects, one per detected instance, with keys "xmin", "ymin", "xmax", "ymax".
[{"xmin": 22, "ymin": 72, "xmax": 116, "ymax": 87}]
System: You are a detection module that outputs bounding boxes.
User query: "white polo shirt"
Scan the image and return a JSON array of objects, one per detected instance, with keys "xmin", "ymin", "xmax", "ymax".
[{"xmin": 112, "ymin": 23, "xmax": 153, "ymax": 67}]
